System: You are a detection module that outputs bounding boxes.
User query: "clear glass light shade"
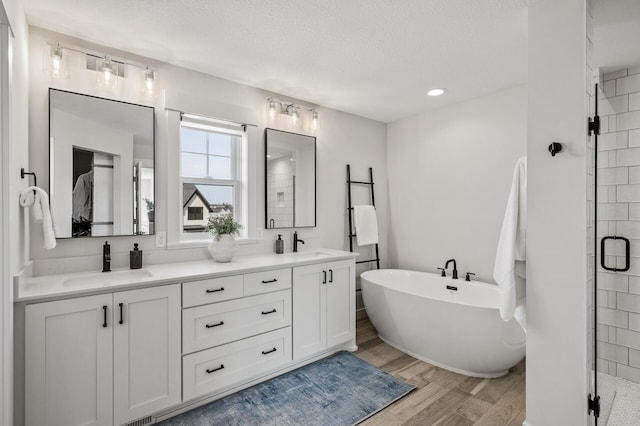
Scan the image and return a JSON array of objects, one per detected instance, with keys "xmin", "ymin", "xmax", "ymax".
[
  {"xmin": 312, "ymin": 110, "xmax": 318, "ymax": 129},
  {"xmin": 44, "ymin": 43, "xmax": 69, "ymax": 79},
  {"xmin": 142, "ymin": 67, "xmax": 158, "ymax": 97},
  {"xmin": 268, "ymin": 100, "xmax": 277, "ymax": 120},
  {"xmin": 291, "ymin": 108, "xmax": 299, "ymax": 126},
  {"xmin": 96, "ymin": 56, "xmax": 119, "ymax": 90}
]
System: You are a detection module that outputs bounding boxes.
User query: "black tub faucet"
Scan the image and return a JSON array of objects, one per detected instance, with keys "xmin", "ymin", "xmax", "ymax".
[
  {"xmin": 293, "ymin": 231, "xmax": 305, "ymax": 252},
  {"xmin": 103, "ymin": 241, "xmax": 111, "ymax": 272},
  {"xmin": 445, "ymin": 259, "xmax": 458, "ymax": 279}
]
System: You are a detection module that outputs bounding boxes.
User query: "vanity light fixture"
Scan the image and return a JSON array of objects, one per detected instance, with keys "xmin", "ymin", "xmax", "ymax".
[
  {"xmin": 265, "ymin": 98, "xmax": 318, "ymax": 128},
  {"xmin": 44, "ymin": 41, "xmax": 160, "ymax": 95},
  {"xmin": 427, "ymin": 88, "xmax": 446, "ymax": 97}
]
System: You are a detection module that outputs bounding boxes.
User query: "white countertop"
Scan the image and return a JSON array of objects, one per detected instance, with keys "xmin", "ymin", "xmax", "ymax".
[{"xmin": 16, "ymin": 249, "xmax": 358, "ymax": 303}]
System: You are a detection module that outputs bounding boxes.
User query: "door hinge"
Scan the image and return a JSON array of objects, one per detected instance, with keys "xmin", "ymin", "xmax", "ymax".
[
  {"xmin": 588, "ymin": 115, "xmax": 600, "ymax": 136},
  {"xmin": 588, "ymin": 394, "xmax": 600, "ymax": 417}
]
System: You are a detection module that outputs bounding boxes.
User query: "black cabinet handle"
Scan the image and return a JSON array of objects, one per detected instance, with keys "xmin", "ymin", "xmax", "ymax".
[
  {"xmin": 261, "ymin": 309, "xmax": 277, "ymax": 315},
  {"xmin": 118, "ymin": 303, "xmax": 124, "ymax": 325},
  {"xmin": 322, "ymin": 270, "xmax": 327, "ymax": 284},
  {"xmin": 329, "ymin": 269, "xmax": 334, "ymax": 283},
  {"xmin": 102, "ymin": 305, "xmax": 108, "ymax": 328},
  {"xmin": 205, "ymin": 320, "xmax": 224, "ymax": 328},
  {"xmin": 261, "ymin": 347, "xmax": 277, "ymax": 355},
  {"xmin": 206, "ymin": 287, "xmax": 224, "ymax": 293},
  {"xmin": 206, "ymin": 365, "xmax": 224, "ymax": 374},
  {"xmin": 261, "ymin": 279, "xmax": 278, "ymax": 284}
]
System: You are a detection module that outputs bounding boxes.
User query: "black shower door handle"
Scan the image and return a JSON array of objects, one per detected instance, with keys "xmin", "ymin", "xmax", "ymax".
[{"xmin": 601, "ymin": 236, "xmax": 630, "ymax": 272}]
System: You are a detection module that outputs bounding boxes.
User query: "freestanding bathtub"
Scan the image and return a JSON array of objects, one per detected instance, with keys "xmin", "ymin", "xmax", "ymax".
[{"xmin": 361, "ymin": 269, "xmax": 525, "ymax": 378}]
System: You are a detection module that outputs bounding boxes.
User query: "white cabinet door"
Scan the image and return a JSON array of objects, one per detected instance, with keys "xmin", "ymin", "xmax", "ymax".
[
  {"xmin": 113, "ymin": 284, "xmax": 181, "ymax": 425},
  {"xmin": 326, "ymin": 260, "xmax": 355, "ymax": 348},
  {"xmin": 25, "ymin": 294, "xmax": 113, "ymax": 426},
  {"xmin": 292, "ymin": 263, "xmax": 327, "ymax": 360}
]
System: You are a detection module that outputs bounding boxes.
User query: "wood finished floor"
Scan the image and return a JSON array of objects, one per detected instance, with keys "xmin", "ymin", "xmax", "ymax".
[{"xmin": 354, "ymin": 315, "xmax": 526, "ymax": 426}]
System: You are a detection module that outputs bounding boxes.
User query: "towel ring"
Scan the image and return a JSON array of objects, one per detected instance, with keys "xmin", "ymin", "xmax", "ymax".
[{"xmin": 21, "ymin": 168, "xmax": 37, "ymax": 187}]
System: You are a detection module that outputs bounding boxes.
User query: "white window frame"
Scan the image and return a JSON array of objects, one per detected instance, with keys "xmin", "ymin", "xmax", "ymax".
[{"xmin": 178, "ymin": 115, "xmax": 248, "ymax": 242}]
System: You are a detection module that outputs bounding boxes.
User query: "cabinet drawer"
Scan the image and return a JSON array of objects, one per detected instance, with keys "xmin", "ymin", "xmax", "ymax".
[
  {"xmin": 183, "ymin": 275, "xmax": 243, "ymax": 308},
  {"xmin": 182, "ymin": 290, "xmax": 291, "ymax": 354},
  {"xmin": 183, "ymin": 327, "xmax": 291, "ymax": 400},
  {"xmin": 244, "ymin": 268, "xmax": 291, "ymax": 296}
]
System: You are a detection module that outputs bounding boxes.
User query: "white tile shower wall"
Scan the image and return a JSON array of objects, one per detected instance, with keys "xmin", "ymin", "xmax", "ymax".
[{"xmin": 597, "ymin": 67, "xmax": 640, "ymax": 384}]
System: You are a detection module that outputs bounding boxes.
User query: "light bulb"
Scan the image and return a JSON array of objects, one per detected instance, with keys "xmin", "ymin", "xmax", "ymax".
[
  {"xmin": 269, "ymin": 100, "xmax": 276, "ymax": 120},
  {"xmin": 291, "ymin": 109, "xmax": 299, "ymax": 126},
  {"xmin": 312, "ymin": 110, "xmax": 318, "ymax": 129}
]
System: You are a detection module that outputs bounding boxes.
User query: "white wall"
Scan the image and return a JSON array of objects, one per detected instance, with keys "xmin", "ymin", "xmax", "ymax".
[
  {"xmin": 27, "ymin": 26, "xmax": 389, "ymax": 271},
  {"xmin": 386, "ymin": 85, "xmax": 527, "ymax": 281},
  {"xmin": 2, "ymin": 0, "xmax": 29, "ymax": 424},
  {"xmin": 526, "ymin": 0, "xmax": 589, "ymax": 424}
]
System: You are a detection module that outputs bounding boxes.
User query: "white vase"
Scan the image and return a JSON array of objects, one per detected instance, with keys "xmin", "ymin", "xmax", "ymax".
[{"xmin": 208, "ymin": 234, "xmax": 236, "ymax": 262}]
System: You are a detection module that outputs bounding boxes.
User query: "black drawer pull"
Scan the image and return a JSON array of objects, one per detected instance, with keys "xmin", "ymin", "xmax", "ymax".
[
  {"xmin": 261, "ymin": 279, "xmax": 278, "ymax": 284},
  {"xmin": 206, "ymin": 287, "xmax": 225, "ymax": 293},
  {"xmin": 206, "ymin": 365, "xmax": 224, "ymax": 374},
  {"xmin": 261, "ymin": 309, "xmax": 277, "ymax": 315},
  {"xmin": 205, "ymin": 321, "xmax": 224, "ymax": 328},
  {"xmin": 261, "ymin": 347, "xmax": 277, "ymax": 355},
  {"xmin": 329, "ymin": 269, "xmax": 334, "ymax": 283},
  {"xmin": 322, "ymin": 270, "xmax": 327, "ymax": 284},
  {"xmin": 102, "ymin": 305, "xmax": 108, "ymax": 328},
  {"xmin": 118, "ymin": 303, "xmax": 124, "ymax": 325}
]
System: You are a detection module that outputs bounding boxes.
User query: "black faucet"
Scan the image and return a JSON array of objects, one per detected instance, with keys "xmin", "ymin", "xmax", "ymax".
[
  {"xmin": 102, "ymin": 241, "xmax": 111, "ymax": 272},
  {"xmin": 293, "ymin": 231, "xmax": 305, "ymax": 252},
  {"xmin": 445, "ymin": 259, "xmax": 458, "ymax": 279}
]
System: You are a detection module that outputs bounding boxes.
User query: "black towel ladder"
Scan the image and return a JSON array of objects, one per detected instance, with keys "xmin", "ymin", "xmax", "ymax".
[{"xmin": 346, "ymin": 164, "xmax": 380, "ymax": 269}]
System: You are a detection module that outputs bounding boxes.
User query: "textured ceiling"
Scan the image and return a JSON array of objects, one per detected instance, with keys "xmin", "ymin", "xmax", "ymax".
[{"xmin": 23, "ymin": 0, "xmax": 533, "ymax": 123}]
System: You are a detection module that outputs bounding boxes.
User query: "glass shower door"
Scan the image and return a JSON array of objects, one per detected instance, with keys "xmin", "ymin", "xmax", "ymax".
[{"xmin": 592, "ymin": 73, "xmax": 640, "ymax": 425}]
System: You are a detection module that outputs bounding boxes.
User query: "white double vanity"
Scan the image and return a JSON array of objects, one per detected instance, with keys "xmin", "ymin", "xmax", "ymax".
[{"xmin": 14, "ymin": 250, "xmax": 356, "ymax": 426}]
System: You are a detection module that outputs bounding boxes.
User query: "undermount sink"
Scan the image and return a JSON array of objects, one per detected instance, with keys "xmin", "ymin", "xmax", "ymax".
[
  {"xmin": 284, "ymin": 250, "xmax": 333, "ymax": 260},
  {"xmin": 62, "ymin": 269, "xmax": 153, "ymax": 287}
]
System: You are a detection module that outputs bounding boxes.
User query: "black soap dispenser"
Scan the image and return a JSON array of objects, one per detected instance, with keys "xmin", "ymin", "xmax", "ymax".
[
  {"xmin": 275, "ymin": 234, "xmax": 284, "ymax": 254},
  {"xmin": 130, "ymin": 243, "xmax": 143, "ymax": 269}
]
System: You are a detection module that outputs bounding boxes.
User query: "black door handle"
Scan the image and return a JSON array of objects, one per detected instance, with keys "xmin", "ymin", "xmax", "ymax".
[
  {"xmin": 261, "ymin": 309, "xmax": 277, "ymax": 315},
  {"xmin": 601, "ymin": 236, "xmax": 630, "ymax": 272},
  {"xmin": 322, "ymin": 270, "xmax": 327, "ymax": 284},
  {"xmin": 206, "ymin": 365, "xmax": 224, "ymax": 374},
  {"xmin": 118, "ymin": 303, "xmax": 124, "ymax": 324},
  {"xmin": 206, "ymin": 287, "xmax": 224, "ymax": 293},
  {"xmin": 329, "ymin": 269, "xmax": 333, "ymax": 283},
  {"xmin": 205, "ymin": 321, "xmax": 224, "ymax": 328},
  {"xmin": 261, "ymin": 279, "xmax": 278, "ymax": 284},
  {"xmin": 102, "ymin": 305, "xmax": 108, "ymax": 328},
  {"xmin": 261, "ymin": 347, "xmax": 277, "ymax": 355}
]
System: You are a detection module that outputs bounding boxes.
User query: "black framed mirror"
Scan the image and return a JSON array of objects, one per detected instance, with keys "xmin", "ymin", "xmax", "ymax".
[
  {"xmin": 49, "ymin": 89, "xmax": 155, "ymax": 238},
  {"xmin": 265, "ymin": 128, "xmax": 316, "ymax": 229}
]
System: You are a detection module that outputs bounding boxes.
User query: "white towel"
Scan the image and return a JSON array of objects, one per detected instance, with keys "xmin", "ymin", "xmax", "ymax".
[
  {"xmin": 353, "ymin": 205, "xmax": 379, "ymax": 246},
  {"xmin": 20, "ymin": 186, "xmax": 57, "ymax": 250},
  {"xmin": 494, "ymin": 157, "xmax": 527, "ymax": 332}
]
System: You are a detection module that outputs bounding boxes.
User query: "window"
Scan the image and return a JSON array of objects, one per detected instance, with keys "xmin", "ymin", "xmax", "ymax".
[
  {"xmin": 187, "ymin": 207, "xmax": 203, "ymax": 221},
  {"xmin": 180, "ymin": 116, "xmax": 244, "ymax": 235}
]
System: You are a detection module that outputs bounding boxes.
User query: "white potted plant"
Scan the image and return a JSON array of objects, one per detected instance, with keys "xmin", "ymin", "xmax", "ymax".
[{"xmin": 206, "ymin": 214, "xmax": 243, "ymax": 262}]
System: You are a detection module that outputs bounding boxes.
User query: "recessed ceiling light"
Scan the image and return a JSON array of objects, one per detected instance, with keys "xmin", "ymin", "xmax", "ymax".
[{"xmin": 427, "ymin": 88, "xmax": 446, "ymax": 97}]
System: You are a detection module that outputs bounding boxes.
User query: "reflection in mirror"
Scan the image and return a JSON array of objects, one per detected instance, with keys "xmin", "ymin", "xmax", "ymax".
[
  {"xmin": 50, "ymin": 89, "xmax": 155, "ymax": 238},
  {"xmin": 265, "ymin": 128, "xmax": 316, "ymax": 229}
]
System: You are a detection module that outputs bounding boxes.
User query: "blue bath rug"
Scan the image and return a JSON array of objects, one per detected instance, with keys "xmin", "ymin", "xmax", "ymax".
[{"xmin": 159, "ymin": 351, "xmax": 415, "ymax": 426}]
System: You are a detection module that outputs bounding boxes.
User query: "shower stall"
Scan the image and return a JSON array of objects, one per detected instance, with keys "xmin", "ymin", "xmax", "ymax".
[{"xmin": 590, "ymin": 71, "xmax": 640, "ymax": 424}]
